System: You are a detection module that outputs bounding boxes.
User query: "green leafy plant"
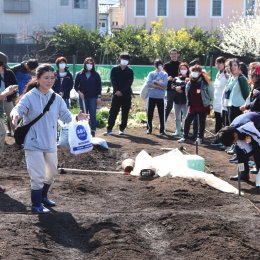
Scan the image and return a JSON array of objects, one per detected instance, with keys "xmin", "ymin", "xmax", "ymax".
[
  {"xmin": 135, "ymin": 112, "xmax": 147, "ymax": 124},
  {"xmin": 96, "ymin": 107, "xmax": 109, "ymax": 128}
]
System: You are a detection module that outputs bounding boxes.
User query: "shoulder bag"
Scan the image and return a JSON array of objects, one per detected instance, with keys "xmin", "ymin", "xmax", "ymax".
[{"xmin": 14, "ymin": 93, "xmax": 56, "ymax": 145}]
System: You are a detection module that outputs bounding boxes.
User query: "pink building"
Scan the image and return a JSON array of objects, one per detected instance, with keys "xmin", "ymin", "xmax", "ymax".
[{"xmin": 122, "ymin": 0, "xmax": 259, "ymax": 31}]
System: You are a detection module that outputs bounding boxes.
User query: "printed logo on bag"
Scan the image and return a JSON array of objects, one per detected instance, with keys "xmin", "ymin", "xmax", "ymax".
[{"xmin": 76, "ymin": 125, "xmax": 87, "ymax": 141}]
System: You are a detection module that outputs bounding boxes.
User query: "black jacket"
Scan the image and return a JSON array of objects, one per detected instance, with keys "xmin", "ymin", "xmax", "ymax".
[
  {"xmin": 110, "ymin": 66, "xmax": 134, "ymax": 96},
  {"xmin": 171, "ymin": 76, "xmax": 187, "ymax": 104},
  {"xmin": 163, "ymin": 60, "xmax": 180, "ymax": 90},
  {"xmin": 53, "ymin": 70, "xmax": 73, "ymax": 99},
  {"xmin": 0, "ymin": 69, "xmax": 17, "ymax": 102}
]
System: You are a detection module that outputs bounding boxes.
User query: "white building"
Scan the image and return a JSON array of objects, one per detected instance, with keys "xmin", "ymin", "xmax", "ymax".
[
  {"xmin": 98, "ymin": 0, "xmax": 120, "ymax": 34},
  {"xmin": 0, "ymin": 0, "xmax": 98, "ymax": 44}
]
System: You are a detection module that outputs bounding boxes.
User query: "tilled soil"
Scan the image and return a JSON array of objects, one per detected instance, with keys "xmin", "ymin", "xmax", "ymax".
[{"xmin": 1, "ymin": 123, "xmax": 260, "ymax": 259}]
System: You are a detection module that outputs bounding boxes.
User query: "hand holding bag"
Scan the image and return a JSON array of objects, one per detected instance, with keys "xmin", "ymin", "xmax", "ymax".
[{"xmin": 14, "ymin": 93, "xmax": 56, "ymax": 145}]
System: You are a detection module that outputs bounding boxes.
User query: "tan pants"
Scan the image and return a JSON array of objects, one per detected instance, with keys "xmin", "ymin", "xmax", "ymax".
[
  {"xmin": 25, "ymin": 150, "xmax": 58, "ymax": 190},
  {"xmin": 0, "ymin": 119, "xmax": 6, "ymax": 156},
  {"xmin": 4, "ymin": 100, "xmax": 15, "ymax": 133}
]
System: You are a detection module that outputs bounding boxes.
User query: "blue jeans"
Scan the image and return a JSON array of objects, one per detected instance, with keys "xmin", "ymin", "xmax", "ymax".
[
  {"xmin": 64, "ymin": 98, "xmax": 70, "ymax": 109},
  {"xmin": 79, "ymin": 97, "xmax": 97, "ymax": 131},
  {"xmin": 174, "ymin": 103, "xmax": 187, "ymax": 134}
]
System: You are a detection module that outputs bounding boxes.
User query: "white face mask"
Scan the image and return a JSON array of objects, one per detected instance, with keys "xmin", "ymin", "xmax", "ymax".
[
  {"xmin": 59, "ymin": 63, "xmax": 66, "ymax": 70},
  {"xmin": 191, "ymin": 71, "xmax": 199, "ymax": 78},
  {"xmin": 180, "ymin": 69, "xmax": 188, "ymax": 75},
  {"xmin": 86, "ymin": 64, "xmax": 93, "ymax": 71},
  {"xmin": 158, "ymin": 65, "xmax": 163, "ymax": 71},
  {"xmin": 120, "ymin": 59, "xmax": 129, "ymax": 66}
]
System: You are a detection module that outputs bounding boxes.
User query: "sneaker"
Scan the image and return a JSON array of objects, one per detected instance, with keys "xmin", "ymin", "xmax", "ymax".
[
  {"xmin": 178, "ymin": 137, "xmax": 187, "ymax": 143},
  {"xmin": 103, "ymin": 130, "xmax": 112, "ymax": 136},
  {"xmin": 146, "ymin": 130, "xmax": 152, "ymax": 134},
  {"xmin": 250, "ymin": 167, "xmax": 258, "ymax": 174},
  {"xmin": 172, "ymin": 132, "xmax": 181, "ymax": 137},
  {"xmin": 225, "ymin": 145, "xmax": 234, "ymax": 152},
  {"xmin": 119, "ymin": 130, "xmax": 125, "ymax": 135},
  {"xmin": 227, "ymin": 149, "xmax": 235, "ymax": 155},
  {"xmin": 248, "ymin": 161, "xmax": 256, "ymax": 168},
  {"xmin": 229, "ymin": 155, "xmax": 238, "ymax": 163},
  {"xmin": 159, "ymin": 132, "xmax": 166, "ymax": 136},
  {"xmin": 195, "ymin": 138, "xmax": 203, "ymax": 144}
]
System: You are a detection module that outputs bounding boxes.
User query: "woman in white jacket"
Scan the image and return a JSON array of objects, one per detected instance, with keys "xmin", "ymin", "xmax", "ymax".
[
  {"xmin": 11, "ymin": 64, "xmax": 86, "ymax": 213},
  {"xmin": 211, "ymin": 57, "xmax": 227, "ymax": 145}
]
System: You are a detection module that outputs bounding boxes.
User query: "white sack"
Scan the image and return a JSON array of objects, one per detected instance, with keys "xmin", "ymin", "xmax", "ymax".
[
  {"xmin": 92, "ymin": 137, "xmax": 109, "ymax": 149},
  {"xmin": 132, "ymin": 149, "xmax": 241, "ymax": 194},
  {"xmin": 131, "ymin": 150, "xmax": 155, "ymax": 176},
  {"xmin": 68, "ymin": 120, "xmax": 93, "ymax": 155}
]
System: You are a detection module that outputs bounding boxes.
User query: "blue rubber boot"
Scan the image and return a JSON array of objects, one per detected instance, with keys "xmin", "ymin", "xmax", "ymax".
[
  {"xmin": 31, "ymin": 189, "xmax": 50, "ymax": 213},
  {"xmin": 42, "ymin": 184, "xmax": 56, "ymax": 207}
]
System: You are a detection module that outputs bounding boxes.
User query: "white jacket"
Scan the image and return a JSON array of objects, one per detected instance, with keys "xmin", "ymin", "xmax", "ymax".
[{"xmin": 213, "ymin": 72, "xmax": 227, "ymax": 113}]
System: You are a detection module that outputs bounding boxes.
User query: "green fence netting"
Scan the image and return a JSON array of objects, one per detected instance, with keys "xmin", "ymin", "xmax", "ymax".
[{"xmin": 8, "ymin": 63, "xmax": 217, "ymax": 93}]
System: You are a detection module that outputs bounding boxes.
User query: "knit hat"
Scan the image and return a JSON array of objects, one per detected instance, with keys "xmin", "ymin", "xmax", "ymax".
[{"xmin": 0, "ymin": 52, "xmax": 8, "ymax": 66}]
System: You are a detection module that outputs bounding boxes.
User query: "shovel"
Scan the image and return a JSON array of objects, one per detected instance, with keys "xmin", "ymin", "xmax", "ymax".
[
  {"xmin": 81, "ymin": 97, "xmax": 87, "ymax": 114},
  {"xmin": 58, "ymin": 167, "xmax": 124, "ymax": 175}
]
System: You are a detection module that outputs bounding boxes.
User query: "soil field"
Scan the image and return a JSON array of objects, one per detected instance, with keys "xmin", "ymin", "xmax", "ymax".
[{"xmin": 1, "ymin": 108, "xmax": 260, "ymax": 259}]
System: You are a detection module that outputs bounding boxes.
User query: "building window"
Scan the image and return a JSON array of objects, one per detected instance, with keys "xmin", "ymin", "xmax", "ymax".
[
  {"xmin": 61, "ymin": 0, "xmax": 69, "ymax": 6},
  {"xmin": 135, "ymin": 0, "xmax": 146, "ymax": 16},
  {"xmin": 211, "ymin": 0, "xmax": 222, "ymax": 16},
  {"xmin": 112, "ymin": 21, "xmax": 119, "ymax": 26},
  {"xmin": 74, "ymin": 0, "xmax": 88, "ymax": 9},
  {"xmin": 4, "ymin": 0, "xmax": 30, "ymax": 13},
  {"xmin": 157, "ymin": 0, "xmax": 167, "ymax": 16},
  {"xmin": 186, "ymin": 0, "xmax": 196, "ymax": 17},
  {"xmin": 245, "ymin": 0, "xmax": 256, "ymax": 16}
]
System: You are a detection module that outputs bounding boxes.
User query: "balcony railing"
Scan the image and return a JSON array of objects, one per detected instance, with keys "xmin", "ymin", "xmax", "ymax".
[{"xmin": 4, "ymin": 0, "xmax": 30, "ymax": 13}]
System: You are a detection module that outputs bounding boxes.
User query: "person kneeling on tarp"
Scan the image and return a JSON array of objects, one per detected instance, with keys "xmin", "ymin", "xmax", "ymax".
[{"xmin": 216, "ymin": 112, "xmax": 260, "ymax": 186}]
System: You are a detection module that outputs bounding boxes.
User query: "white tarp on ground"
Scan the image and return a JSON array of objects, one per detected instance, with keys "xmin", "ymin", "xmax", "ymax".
[{"xmin": 131, "ymin": 149, "xmax": 241, "ymax": 195}]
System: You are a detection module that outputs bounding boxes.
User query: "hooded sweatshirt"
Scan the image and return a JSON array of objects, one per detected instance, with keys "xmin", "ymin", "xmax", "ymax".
[{"xmin": 11, "ymin": 88, "xmax": 72, "ymax": 152}]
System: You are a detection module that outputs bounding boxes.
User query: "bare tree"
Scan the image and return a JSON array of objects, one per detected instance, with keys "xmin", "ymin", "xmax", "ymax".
[{"xmin": 219, "ymin": 1, "xmax": 260, "ymax": 59}]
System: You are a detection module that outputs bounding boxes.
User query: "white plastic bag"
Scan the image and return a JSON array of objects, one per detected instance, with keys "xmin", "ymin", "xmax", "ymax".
[
  {"xmin": 70, "ymin": 88, "xmax": 79, "ymax": 100},
  {"xmin": 68, "ymin": 120, "xmax": 93, "ymax": 154},
  {"xmin": 140, "ymin": 81, "xmax": 149, "ymax": 99},
  {"xmin": 58, "ymin": 125, "xmax": 69, "ymax": 147},
  {"xmin": 91, "ymin": 137, "xmax": 109, "ymax": 149},
  {"xmin": 58, "ymin": 120, "xmax": 69, "ymax": 147},
  {"xmin": 131, "ymin": 150, "xmax": 155, "ymax": 176}
]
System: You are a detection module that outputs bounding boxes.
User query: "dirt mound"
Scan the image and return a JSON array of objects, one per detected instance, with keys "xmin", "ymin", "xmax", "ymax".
[{"xmin": 1, "ymin": 125, "xmax": 260, "ymax": 259}]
